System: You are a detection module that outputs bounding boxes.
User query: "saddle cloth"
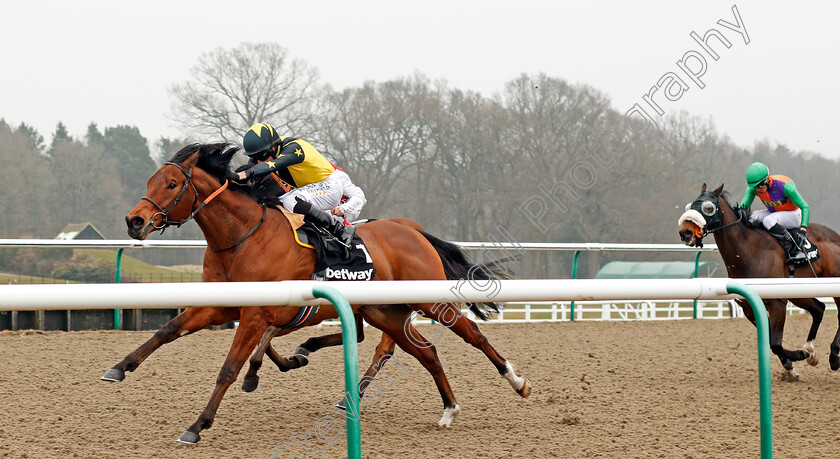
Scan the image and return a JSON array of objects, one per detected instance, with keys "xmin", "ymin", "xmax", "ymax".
[{"xmin": 788, "ymin": 228, "xmax": 820, "ymax": 264}]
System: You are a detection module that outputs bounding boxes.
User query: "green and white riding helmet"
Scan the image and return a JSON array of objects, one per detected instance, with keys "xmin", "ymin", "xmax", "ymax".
[{"xmin": 745, "ymin": 162, "xmax": 770, "ymax": 188}]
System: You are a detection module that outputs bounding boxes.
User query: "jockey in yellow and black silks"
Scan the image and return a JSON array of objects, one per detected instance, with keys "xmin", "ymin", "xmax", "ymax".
[
  {"xmin": 228, "ymin": 123, "xmax": 366, "ymax": 248},
  {"xmin": 738, "ymin": 162, "xmax": 809, "ymax": 262}
]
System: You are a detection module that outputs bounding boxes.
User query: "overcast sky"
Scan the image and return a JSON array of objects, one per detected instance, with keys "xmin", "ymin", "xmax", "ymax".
[{"xmin": 2, "ymin": 1, "xmax": 838, "ymax": 160}]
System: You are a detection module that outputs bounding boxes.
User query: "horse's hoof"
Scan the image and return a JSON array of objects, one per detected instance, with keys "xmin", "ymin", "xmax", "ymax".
[
  {"xmin": 830, "ymin": 354, "xmax": 840, "ymax": 371},
  {"xmin": 291, "ymin": 354, "xmax": 309, "ymax": 368},
  {"xmin": 806, "ymin": 354, "xmax": 819, "ymax": 366},
  {"xmin": 100, "ymin": 368, "xmax": 125, "ymax": 382},
  {"xmin": 516, "ymin": 378, "xmax": 532, "ymax": 398},
  {"xmin": 176, "ymin": 431, "xmax": 200, "ymax": 445},
  {"xmin": 780, "ymin": 370, "xmax": 800, "ymax": 382},
  {"xmin": 334, "ymin": 396, "xmax": 347, "ymax": 411},
  {"xmin": 242, "ymin": 378, "xmax": 259, "ymax": 392},
  {"xmin": 438, "ymin": 405, "xmax": 461, "ymax": 428}
]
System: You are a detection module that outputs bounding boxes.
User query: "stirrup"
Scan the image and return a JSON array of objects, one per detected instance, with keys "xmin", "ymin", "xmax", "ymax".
[{"xmin": 787, "ymin": 252, "xmax": 807, "ymax": 263}]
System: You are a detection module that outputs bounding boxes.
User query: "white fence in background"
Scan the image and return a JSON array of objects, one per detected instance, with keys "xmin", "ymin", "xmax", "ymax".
[{"xmin": 316, "ymin": 298, "xmax": 838, "ymax": 326}]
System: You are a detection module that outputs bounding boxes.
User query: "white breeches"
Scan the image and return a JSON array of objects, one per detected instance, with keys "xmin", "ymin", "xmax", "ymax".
[
  {"xmin": 749, "ymin": 208, "xmax": 802, "ymax": 230},
  {"xmin": 279, "ymin": 170, "xmax": 366, "ymax": 222}
]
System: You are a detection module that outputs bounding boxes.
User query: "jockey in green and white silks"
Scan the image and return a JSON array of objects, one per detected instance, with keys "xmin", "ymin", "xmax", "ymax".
[{"xmin": 738, "ymin": 162, "xmax": 809, "ymax": 262}]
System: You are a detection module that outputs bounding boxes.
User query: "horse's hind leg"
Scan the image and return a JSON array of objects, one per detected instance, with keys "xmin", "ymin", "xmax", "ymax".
[
  {"xmin": 416, "ymin": 302, "xmax": 531, "ymax": 398},
  {"xmin": 359, "ymin": 305, "xmax": 461, "ymax": 427},
  {"xmin": 178, "ymin": 308, "xmax": 271, "ymax": 444},
  {"xmin": 101, "ymin": 307, "xmax": 240, "ymax": 382},
  {"xmin": 335, "ymin": 332, "xmax": 397, "ymax": 410},
  {"xmin": 789, "ymin": 297, "xmax": 825, "ymax": 366},
  {"xmin": 830, "ymin": 297, "xmax": 840, "ymax": 371}
]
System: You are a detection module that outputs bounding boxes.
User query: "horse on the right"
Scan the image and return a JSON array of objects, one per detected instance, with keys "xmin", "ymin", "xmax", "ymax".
[{"xmin": 678, "ymin": 183, "xmax": 840, "ymax": 380}]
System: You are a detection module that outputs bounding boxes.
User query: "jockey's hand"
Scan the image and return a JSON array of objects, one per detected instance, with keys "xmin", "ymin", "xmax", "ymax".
[
  {"xmin": 801, "ymin": 226, "xmax": 808, "ymax": 232},
  {"xmin": 226, "ymin": 169, "xmax": 250, "ymax": 185},
  {"xmin": 331, "ymin": 206, "xmax": 345, "ymax": 217}
]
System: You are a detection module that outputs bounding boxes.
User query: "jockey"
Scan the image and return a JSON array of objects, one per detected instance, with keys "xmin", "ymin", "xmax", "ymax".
[
  {"xmin": 228, "ymin": 123, "xmax": 366, "ymax": 247},
  {"xmin": 738, "ymin": 161, "xmax": 809, "ymax": 262}
]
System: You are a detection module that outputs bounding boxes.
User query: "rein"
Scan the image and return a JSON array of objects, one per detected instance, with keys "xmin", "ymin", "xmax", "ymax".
[
  {"xmin": 142, "ymin": 161, "xmax": 266, "ymax": 252},
  {"xmin": 209, "ymin": 205, "xmax": 267, "ymax": 253},
  {"xmin": 705, "ymin": 205, "xmax": 744, "ymax": 234}
]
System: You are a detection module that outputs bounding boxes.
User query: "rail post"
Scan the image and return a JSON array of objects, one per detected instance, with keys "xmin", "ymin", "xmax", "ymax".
[
  {"xmin": 114, "ymin": 248, "xmax": 123, "ymax": 330},
  {"xmin": 726, "ymin": 282, "xmax": 772, "ymax": 459},
  {"xmin": 570, "ymin": 250, "xmax": 581, "ymax": 321},
  {"xmin": 692, "ymin": 252, "xmax": 701, "ymax": 319},
  {"xmin": 312, "ymin": 284, "xmax": 361, "ymax": 459}
]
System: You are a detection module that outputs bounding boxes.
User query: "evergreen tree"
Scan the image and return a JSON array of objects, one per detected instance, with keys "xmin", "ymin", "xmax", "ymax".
[
  {"xmin": 48, "ymin": 122, "xmax": 72, "ymax": 156},
  {"xmin": 86, "ymin": 122, "xmax": 105, "ymax": 146},
  {"xmin": 102, "ymin": 125, "xmax": 156, "ymax": 200},
  {"xmin": 15, "ymin": 122, "xmax": 45, "ymax": 153}
]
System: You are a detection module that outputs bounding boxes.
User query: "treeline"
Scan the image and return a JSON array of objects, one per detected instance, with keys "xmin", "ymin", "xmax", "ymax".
[{"xmin": 2, "ymin": 72, "xmax": 839, "ymax": 277}]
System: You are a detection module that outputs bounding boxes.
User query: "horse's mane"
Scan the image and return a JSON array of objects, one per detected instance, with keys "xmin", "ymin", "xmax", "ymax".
[
  {"xmin": 719, "ymin": 189, "xmax": 759, "ymax": 229},
  {"xmin": 169, "ymin": 142, "xmax": 284, "ymax": 205}
]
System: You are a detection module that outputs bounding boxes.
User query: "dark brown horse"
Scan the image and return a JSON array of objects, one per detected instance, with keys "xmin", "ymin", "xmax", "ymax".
[
  {"xmin": 678, "ymin": 183, "xmax": 840, "ymax": 380},
  {"xmin": 104, "ymin": 143, "xmax": 531, "ymax": 444}
]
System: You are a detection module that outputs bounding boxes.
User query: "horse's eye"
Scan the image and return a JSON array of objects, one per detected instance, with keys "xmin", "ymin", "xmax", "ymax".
[
  {"xmin": 700, "ymin": 200, "xmax": 716, "ymax": 216},
  {"xmin": 167, "ymin": 181, "xmax": 177, "ymax": 189}
]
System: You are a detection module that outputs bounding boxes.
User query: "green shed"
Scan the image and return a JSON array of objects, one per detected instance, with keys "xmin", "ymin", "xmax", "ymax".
[{"xmin": 594, "ymin": 261, "xmax": 719, "ymax": 279}]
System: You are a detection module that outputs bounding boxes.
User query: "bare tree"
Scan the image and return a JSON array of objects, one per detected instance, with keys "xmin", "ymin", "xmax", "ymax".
[
  {"xmin": 319, "ymin": 75, "xmax": 443, "ymax": 218},
  {"xmin": 169, "ymin": 42, "xmax": 326, "ymax": 142}
]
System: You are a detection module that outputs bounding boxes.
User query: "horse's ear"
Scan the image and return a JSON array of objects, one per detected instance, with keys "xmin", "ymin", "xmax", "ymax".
[
  {"xmin": 701, "ymin": 183, "xmax": 707, "ymax": 192},
  {"xmin": 712, "ymin": 184, "xmax": 724, "ymax": 197},
  {"xmin": 182, "ymin": 151, "xmax": 199, "ymax": 168}
]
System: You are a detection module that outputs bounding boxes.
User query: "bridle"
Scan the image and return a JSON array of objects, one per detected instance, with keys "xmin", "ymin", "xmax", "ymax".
[
  {"xmin": 141, "ymin": 162, "xmax": 201, "ymax": 232},
  {"xmin": 703, "ymin": 197, "xmax": 744, "ymax": 234},
  {"xmin": 141, "ymin": 161, "xmax": 266, "ymax": 252}
]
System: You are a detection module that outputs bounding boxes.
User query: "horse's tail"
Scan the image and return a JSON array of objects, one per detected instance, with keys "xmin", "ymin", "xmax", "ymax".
[{"xmin": 416, "ymin": 229, "xmax": 512, "ymax": 321}]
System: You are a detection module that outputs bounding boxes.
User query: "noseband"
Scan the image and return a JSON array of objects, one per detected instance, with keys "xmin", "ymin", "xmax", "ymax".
[
  {"xmin": 140, "ymin": 161, "xmax": 264, "ymax": 252},
  {"xmin": 141, "ymin": 161, "xmax": 201, "ymax": 232}
]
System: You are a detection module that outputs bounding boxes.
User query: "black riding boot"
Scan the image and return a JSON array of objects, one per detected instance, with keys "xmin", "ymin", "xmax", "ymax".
[
  {"xmin": 293, "ymin": 198, "xmax": 356, "ymax": 248},
  {"xmin": 768, "ymin": 223, "xmax": 806, "ymax": 263}
]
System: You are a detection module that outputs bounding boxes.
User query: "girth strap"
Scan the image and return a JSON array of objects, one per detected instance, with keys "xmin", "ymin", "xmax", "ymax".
[{"xmin": 279, "ymin": 305, "xmax": 319, "ymax": 330}]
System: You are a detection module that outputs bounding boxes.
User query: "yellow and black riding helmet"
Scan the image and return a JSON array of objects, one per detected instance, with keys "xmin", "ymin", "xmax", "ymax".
[{"xmin": 242, "ymin": 123, "xmax": 279, "ymax": 159}]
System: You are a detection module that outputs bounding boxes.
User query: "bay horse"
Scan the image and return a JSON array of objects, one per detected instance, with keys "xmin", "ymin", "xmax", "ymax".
[
  {"xmin": 105, "ymin": 143, "xmax": 531, "ymax": 444},
  {"xmin": 678, "ymin": 183, "xmax": 840, "ymax": 380}
]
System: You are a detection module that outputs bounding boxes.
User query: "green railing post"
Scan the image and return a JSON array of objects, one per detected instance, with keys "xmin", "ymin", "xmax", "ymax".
[
  {"xmin": 726, "ymin": 282, "xmax": 772, "ymax": 459},
  {"xmin": 692, "ymin": 252, "xmax": 701, "ymax": 319},
  {"xmin": 312, "ymin": 284, "xmax": 361, "ymax": 459},
  {"xmin": 114, "ymin": 248, "xmax": 123, "ymax": 330},
  {"xmin": 569, "ymin": 250, "xmax": 581, "ymax": 321}
]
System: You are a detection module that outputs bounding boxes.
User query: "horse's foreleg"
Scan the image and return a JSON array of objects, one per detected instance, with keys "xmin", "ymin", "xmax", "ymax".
[
  {"xmin": 416, "ymin": 302, "xmax": 531, "ymax": 398},
  {"xmin": 765, "ymin": 300, "xmax": 808, "ymax": 381},
  {"xmin": 790, "ymin": 297, "xmax": 825, "ymax": 366},
  {"xmin": 178, "ymin": 309, "xmax": 270, "ymax": 444},
  {"xmin": 102, "ymin": 307, "xmax": 240, "ymax": 382},
  {"xmin": 242, "ymin": 326, "xmax": 286, "ymax": 392},
  {"xmin": 291, "ymin": 314, "xmax": 365, "ymax": 364}
]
